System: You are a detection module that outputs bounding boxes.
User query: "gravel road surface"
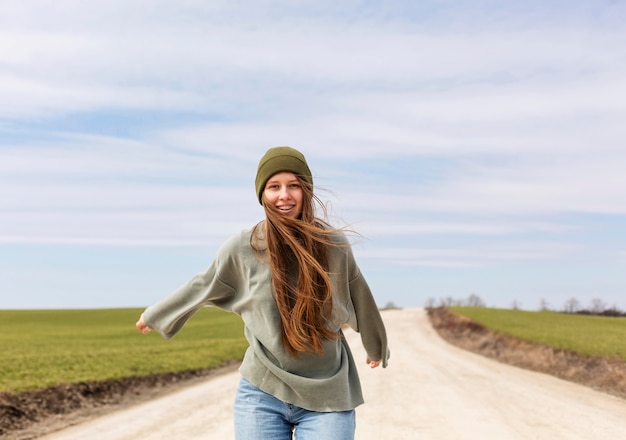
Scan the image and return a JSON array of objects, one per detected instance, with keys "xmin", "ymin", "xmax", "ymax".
[{"xmin": 40, "ymin": 308, "xmax": 626, "ymax": 439}]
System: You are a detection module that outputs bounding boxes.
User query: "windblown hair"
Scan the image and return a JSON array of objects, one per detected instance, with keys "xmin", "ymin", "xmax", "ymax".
[{"xmin": 251, "ymin": 177, "xmax": 346, "ymax": 355}]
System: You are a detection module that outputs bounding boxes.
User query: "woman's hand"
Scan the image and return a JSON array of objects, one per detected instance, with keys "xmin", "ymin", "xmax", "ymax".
[
  {"xmin": 136, "ymin": 314, "xmax": 152, "ymax": 334},
  {"xmin": 366, "ymin": 358, "xmax": 382, "ymax": 369}
]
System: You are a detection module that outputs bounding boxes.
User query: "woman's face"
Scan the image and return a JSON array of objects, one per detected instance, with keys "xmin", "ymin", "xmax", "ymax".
[{"xmin": 263, "ymin": 172, "xmax": 304, "ymax": 219}]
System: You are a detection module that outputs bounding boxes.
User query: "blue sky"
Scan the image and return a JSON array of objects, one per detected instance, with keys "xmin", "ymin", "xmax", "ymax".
[{"xmin": 1, "ymin": 0, "xmax": 625, "ymax": 311}]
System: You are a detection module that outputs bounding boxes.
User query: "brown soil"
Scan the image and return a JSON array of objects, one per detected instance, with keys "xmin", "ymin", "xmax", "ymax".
[
  {"xmin": 0, "ymin": 362, "xmax": 239, "ymax": 440},
  {"xmin": 427, "ymin": 307, "xmax": 626, "ymax": 400}
]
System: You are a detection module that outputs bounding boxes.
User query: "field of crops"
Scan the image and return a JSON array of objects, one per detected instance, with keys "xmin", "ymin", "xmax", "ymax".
[
  {"xmin": 0, "ymin": 307, "xmax": 247, "ymax": 393},
  {"xmin": 450, "ymin": 307, "xmax": 626, "ymax": 360}
]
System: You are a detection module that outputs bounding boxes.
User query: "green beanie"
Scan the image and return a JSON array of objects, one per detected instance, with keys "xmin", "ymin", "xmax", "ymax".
[{"xmin": 255, "ymin": 146, "xmax": 313, "ymax": 204}]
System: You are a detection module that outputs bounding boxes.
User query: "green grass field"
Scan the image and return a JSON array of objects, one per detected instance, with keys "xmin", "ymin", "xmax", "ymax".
[
  {"xmin": 450, "ymin": 307, "xmax": 626, "ymax": 360},
  {"xmin": 0, "ymin": 308, "xmax": 247, "ymax": 393}
]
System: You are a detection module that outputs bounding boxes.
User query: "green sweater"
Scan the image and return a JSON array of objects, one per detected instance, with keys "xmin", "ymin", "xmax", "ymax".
[{"xmin": 143, "ymin": 224, "xmax": 389, "ymax": 412}]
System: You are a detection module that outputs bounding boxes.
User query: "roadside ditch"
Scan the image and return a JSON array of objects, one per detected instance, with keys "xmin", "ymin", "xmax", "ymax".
[{"xmin": 427, "ymin": 307, "xmax": 626, "ymax": 400}]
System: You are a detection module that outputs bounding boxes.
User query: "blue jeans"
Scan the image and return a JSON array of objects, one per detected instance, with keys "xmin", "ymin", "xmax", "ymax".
[{"xmin": 234, "ymin": 377, "xmax": 356, "ymax": 440}]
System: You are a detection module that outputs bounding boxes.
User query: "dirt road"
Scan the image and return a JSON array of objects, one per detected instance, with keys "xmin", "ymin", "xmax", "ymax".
[{"xmin": 40, "ymin": 309, "xmax": 626, "ymax": 439}]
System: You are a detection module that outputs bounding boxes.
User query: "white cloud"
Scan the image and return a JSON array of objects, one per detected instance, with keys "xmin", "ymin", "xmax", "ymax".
[
  {"xmin": 2, "ymin": 2, "xmax": 625, "ymax": 121},
  {"xmin": 354, "ymin": 220, "xmax": 578, "ymax": 237}
]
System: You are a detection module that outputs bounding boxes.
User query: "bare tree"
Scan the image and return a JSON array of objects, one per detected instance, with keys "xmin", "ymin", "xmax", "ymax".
[
  {"xmin": 589, "ymin": 298, "xmax": 607, "ymax": 314},
  {"xmin": 439, "ymin": 296, "xmax": 456, "ymax": 307},
  {"xmin": 511, "ymin": 300, "xmax": 521, "ymax": 310},
  {"xmin": 605, "ymin": 304, "xmax": 625, "ymax": 316},
  {"xmin": 563, "ymin": 297, "xmax": 580, "ymax": 313},
  {"xmin": 424, "ymin": 298, "xmax": 436, "ymax": 309},
  {"xmin": 466, "ymin": 293, "xmax": 486, "ymax": 307},
  {"xmin": 539, "ymin": 298, "xmax": 550, "ymax": 311}
]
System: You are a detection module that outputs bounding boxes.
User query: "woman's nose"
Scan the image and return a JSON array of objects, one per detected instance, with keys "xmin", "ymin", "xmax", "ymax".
[{"xmin": 278, "ymin": 186, "xmax": 291, "ymax": 199}]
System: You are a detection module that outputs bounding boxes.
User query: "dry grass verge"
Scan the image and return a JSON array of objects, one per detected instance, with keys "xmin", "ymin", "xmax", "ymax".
[{"xmin": 427, "ymin": 307, "xmax": 626, "ymax": 400}]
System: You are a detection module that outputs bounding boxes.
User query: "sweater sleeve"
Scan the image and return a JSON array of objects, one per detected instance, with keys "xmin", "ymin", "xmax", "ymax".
[
  {"xmin": 142, "ymin": 238, "xmax": 239, "ymax": 341},
  {"xmin": 346, "ymin": 248, "xmax": 390, "ymax": 368}
]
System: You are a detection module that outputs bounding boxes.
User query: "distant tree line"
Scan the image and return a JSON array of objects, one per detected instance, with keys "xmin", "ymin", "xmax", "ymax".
[
  {"xmin": 424, "ymin": 293, "xmax": 485, "ymax": 309},
  {"xmin": 424, "ymin": 294, "xmax": 626, "ymax": 317},
  {"xmin": 558, "ymin": 297, "xmax": 626, "ymax": 317}
]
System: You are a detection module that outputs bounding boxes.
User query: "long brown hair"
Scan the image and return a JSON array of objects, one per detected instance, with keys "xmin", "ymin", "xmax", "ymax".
[{"xmin": 252, "ymin": 177, "xmax": 343, "ymax": 355}]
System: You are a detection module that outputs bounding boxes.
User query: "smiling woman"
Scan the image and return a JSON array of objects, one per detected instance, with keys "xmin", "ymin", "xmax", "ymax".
[{"xmin": 136, "ymin": 146, "xmax": 389, "ymax": 440}]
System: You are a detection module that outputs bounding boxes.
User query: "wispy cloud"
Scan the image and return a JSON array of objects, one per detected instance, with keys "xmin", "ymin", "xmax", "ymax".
[{"xmin": 356, "ymin": 241, "xmax": 584, "ymax": 267}]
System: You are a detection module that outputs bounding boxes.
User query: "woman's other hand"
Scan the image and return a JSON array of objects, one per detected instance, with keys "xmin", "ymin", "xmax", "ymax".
[
  {"xmin": 136, "ymin": 314, "xmax": 152, "ymax": 334},
  {"xmin": 366, "ymin": 358, "xmax": 382, "ymax": 369}
]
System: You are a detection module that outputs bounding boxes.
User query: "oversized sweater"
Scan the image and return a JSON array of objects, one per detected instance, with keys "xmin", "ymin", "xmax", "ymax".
[{"xmin": 142, "ymin": 224, "xmax": 389, "ymax": 412}]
